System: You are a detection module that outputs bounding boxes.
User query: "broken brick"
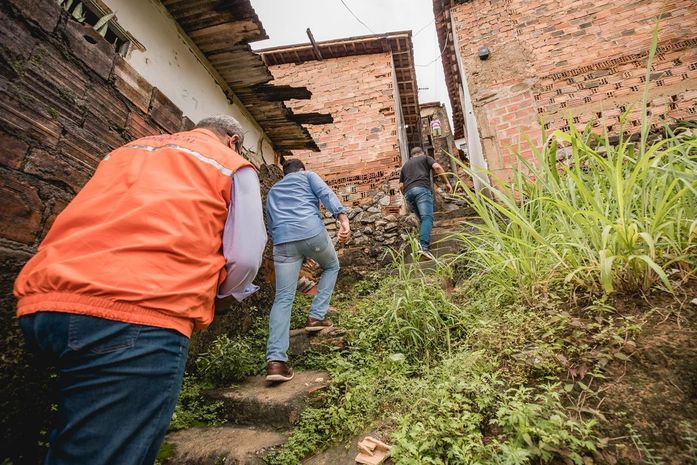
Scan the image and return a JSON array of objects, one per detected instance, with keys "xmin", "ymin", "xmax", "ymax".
[
  {"xmin": 5, "ymin": 0, "xmax": 61, "ymax": 33},
  {"xmin": 0, "ymin": 176, "xmax": 42, "ymax": 244},
  {"xmin": 0, "ymin": 130, "xmax": 29, "ymax": 169},
  {"xmin": 24, "ymin": 148, "xmax": 93, "ymax": 194},
  {"xmin": 61, "ymin": 18, "xmax": 115, "ymax": 81},
  {"xmin": 112, "ymin": 55, "xmax": 153, "ymax": 113},
  {"xmin": 149, "ymin": 87, "xmax": 183, "ymax": 134}
]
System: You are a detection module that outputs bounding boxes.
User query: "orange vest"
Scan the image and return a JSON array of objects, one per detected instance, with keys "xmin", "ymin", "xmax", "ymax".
[{"xmin": 14, "ymin": 129, "xmax": 254, "ymax": 337}]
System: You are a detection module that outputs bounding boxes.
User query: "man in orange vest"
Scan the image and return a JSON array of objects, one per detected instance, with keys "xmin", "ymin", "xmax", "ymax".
[{"xmin": 13, "ymin": 115, "xmax": 267, "ymax": 465}]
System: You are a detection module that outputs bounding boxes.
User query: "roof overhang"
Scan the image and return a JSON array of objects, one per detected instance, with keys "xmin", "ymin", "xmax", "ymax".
[
  {"xmin": 433, "ymin": 0, "xmax": 466, "ymax": 139},
  {"xmin": 161, "ymin": 0, "xmax": 322, "ymax": 152},
  {"xmin": 258, "ymin": 32, "xmax": 422, "ymax": 149}
]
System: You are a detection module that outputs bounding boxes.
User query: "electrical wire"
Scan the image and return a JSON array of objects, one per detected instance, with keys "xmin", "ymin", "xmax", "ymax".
[
  {"xmin": 413, "ymin": 18, "xmax": 435, "ymax": 38},
  {"xmin": 415, "ymin": 30, "xmax": 449, "ymax": 67},
  {"xmin": 337, "ymin": 0, "xmax": 375, "ymax": 34}
]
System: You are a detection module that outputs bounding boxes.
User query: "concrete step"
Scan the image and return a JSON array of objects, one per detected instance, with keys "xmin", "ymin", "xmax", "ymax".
[
  {"xmin": 164, "ymin": 425, "xmax": 286, "ymax": 465},
  {"xmin": 432, "ymin": 216, "xmax": 473, "ymax": 229},
  {"xmin": 206, "ymin": 370, "xmax": 330, "ymax": 429},
  {"xmin": 288, "ymin": 327, "xmax": 347, "ymax": 358},
  {"xmin": 433, "ymin": 206, "xmax": 473, "ymax": 222}
]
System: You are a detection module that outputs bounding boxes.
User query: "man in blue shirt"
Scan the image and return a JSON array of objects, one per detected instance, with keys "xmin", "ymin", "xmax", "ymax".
[{"xmin": 265, "ymin": 159, "xmax": 350, "ymax": 381}]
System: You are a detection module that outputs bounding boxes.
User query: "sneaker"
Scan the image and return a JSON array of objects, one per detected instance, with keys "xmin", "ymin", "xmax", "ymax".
[
  {"xmin": 266, "ymin": 361, "xmax": 294, "ymax": 382},
  {"xmin": 419, "ymin": 249, "xmax": 436, "ymax": 261},
  {"xmin": 305, "ymin": 316, "xmax": 334, "ymax": 332}
]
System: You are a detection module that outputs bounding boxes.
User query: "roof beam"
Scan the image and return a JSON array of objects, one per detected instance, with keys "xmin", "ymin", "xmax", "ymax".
[
  {"xmin": 253, "ymin": 84, "xmax": 312, "ymax": 101},
  {"xmin": 290, "ymin": 112, "xmax": 334, "ymax": 125},
  {"xmin": 306, "ymin": 28, "xmax": 323, "ymax": 60}
]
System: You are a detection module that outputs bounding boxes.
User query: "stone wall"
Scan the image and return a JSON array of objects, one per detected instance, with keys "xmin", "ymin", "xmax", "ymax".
[
  {"xmin": 450, "ymin": 0, "xmax": 697, "ymax": 181},
  {"xmin": 268, "ymin": 53, "xmax": 404, "ymax": 208},
  {"xmin": 0, "ymin": 1, "xmax": 280, "ymax": 462}
]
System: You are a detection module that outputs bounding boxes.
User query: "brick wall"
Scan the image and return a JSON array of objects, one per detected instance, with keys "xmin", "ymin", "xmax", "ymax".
[
  {"xmin": 450, "ymin": 0, "xmax": 697, "ymax": 181},
  {"xmin": 268, "ymin": 53, "xmax": 404, "ymax": 207},
  {"xmin": 420, "ymin": 104, "xmax": 463, "ymax": 183}
]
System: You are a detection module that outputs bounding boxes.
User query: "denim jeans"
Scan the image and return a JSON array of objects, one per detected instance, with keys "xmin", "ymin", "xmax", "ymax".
[
  {"xmin": 404, "ymin": 186, "xmax": 434, "ymax": 250},
  {"xmin": 20, "ymin": 312, "xmax": 189, "ymax": 465},
  {"xmin": 267, "ymin": 230, "xmax": 340, "ymax": 362}
]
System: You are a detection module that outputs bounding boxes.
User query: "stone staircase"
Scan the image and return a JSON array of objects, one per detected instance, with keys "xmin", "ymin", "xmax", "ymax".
[
  {"xmin": 164, "ymin": 328, "xmax": 343, "ymax": 465},
  {"xmin": 404, "ymin": 202, "xmax": 477, "ymax": 266}
]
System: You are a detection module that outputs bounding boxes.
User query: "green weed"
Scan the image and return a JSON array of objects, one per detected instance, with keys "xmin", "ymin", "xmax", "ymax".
[
  {"xmin": 195, "ymin": 334, "xmax": 264, "ymax": 384},
  {"xmin": 169, "ymin": 376, "xmax": 224, "ymax": 431}
]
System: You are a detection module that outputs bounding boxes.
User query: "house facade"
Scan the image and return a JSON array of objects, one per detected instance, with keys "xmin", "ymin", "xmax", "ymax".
[
  {"xmin": 434, "ymin": 0, "xmax": 697, "ymax": 188},
  {"xmin": 260, "ymin": 32, "xmax": 421, "ymax": 212}
]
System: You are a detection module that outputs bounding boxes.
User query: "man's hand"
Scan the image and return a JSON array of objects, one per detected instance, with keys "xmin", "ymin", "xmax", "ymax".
[
  {"xmin": 215, "ymin": 295, "xmax": 236, "ymax": 312},
  {"xmin": 337, "ymin": 213, "xmax": 351, "ymax": 244}
]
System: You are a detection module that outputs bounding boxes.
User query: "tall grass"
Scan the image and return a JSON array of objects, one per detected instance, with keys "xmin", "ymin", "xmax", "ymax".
[{"xmin": 449, "ymin": 28, "xmax": 696, "ymax": 300}]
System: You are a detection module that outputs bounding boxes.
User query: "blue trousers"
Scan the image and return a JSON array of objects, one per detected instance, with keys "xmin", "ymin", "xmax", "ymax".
[
  {"xmin": 267, "ymin": 231, "xmax": 340, "ymax": 362},
  {"xmin": 20, "ymin": 312, "xmax": 189, "ymax": 465},
  {"xmin": 404, "ymin": 186, "xmax": 434, "ymax": 250}
]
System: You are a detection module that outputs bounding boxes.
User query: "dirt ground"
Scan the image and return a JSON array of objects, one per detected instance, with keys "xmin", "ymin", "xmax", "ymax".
[{"xmin": 598, "ymin": 281, "xmax": 697, "ymax": 464}]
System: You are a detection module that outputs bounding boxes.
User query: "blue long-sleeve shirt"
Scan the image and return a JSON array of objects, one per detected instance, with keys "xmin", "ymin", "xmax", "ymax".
[{"xmin": 266, "ymin": 171, "xmax": 347, "ymax": 245}]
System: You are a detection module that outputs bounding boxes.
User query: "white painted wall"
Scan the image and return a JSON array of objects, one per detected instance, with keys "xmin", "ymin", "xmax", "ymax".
[
  {"xmin": 450, "ymin": 15, "xmax": 490, "ymax": 193},
  {"xmin": 103, "ymin": 0, "xmax": 277, "ymax": 166}
]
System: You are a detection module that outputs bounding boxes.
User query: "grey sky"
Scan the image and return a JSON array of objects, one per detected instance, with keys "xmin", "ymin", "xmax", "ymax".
[{"xmin": 250, "ymin": 0, "xmax": 452, "ymax": 126}]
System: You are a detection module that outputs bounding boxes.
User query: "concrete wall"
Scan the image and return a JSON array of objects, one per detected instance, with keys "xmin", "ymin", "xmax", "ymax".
[
  {"xmin": 268, "ymin": 52, "xmax": 404, "ymax": 208},
  {"xmin": 103, "ymin": 0, "xmax": 277, "ymax": 167},
  {"xmin": 450, "ymin": 0, "xmax": 697, "ymax": 182}
]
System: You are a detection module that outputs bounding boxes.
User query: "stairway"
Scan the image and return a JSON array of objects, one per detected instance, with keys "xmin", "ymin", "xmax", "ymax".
[
  {"xmin": 404, "ymin": 202, "xmax": 477, "ymax": 266},
  {"xmin": 164, "ymin": 328, "xmax": 343, "ymax": 465}
]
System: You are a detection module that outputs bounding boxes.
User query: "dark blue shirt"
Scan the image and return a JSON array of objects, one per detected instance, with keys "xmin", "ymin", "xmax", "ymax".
[{"xmin": 266, "ymin": 171, "xmax": 348, "ymax": 245}]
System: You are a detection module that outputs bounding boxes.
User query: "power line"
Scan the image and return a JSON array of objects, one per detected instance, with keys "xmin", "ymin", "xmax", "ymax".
[
  {"xmin": 415, "ymin": 31, "xmax": 449, "ymax": 67},
  {"xmin": 337, "ymin": 0, "xmax": 375, "ymax": 34},
  {"xmin": 413, "ymin": 18, "xmax": 435, "ymax": 38}
]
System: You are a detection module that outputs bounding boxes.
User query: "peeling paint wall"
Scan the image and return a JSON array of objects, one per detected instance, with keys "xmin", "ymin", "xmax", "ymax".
[{"xmin": 102, "ymin": 0, "xmax": 277, "ymax": 167}]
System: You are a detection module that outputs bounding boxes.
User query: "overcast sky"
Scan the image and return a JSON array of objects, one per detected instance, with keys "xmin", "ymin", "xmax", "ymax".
[{"xmin": 250, "ymin": 0, "xmax": 452, "ymax": 123}]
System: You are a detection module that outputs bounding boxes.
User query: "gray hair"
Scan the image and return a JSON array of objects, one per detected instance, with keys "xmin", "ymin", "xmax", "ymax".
[
  {"xmin": 410, "ymin": 146, "xmax": 425, "ymax": 157},
  {"xmin": 195, "ymin": 115, "xmax": 245, "ymax": 152}
]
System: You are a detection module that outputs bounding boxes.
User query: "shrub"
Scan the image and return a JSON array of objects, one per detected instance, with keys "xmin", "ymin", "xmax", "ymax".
[{"xmin": 195, "ymin": 334, "xmax": 264, "ymax": 384}]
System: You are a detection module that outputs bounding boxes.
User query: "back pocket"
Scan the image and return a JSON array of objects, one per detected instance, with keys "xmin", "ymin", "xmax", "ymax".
[{"xmin": 68, "ymin": 314, "xmax": 142, "ymax": 354}]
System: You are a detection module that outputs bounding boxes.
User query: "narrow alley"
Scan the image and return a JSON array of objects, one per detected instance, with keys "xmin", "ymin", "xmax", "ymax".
[{"xmin": 1, "ymin": 1, "xmax": 696, "ymax": 465}]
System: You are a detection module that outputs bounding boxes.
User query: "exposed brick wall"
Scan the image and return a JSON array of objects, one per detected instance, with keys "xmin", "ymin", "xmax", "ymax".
[
  {"xmin": 268, "ymin": 53, "xmax": 404, "ymax": 207},
  {"xmin": 450, "ymin": 0, "xmax": 697, "ymax": 181},
  {"xmin": 420, "ymin": 103, "xmax": 464, "ymax": 183}
]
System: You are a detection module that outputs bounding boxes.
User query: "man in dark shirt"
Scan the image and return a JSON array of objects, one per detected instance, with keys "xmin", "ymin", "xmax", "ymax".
[{"xmin": 399, "ymin": 147, "xmax": 453, "ymax": 253}]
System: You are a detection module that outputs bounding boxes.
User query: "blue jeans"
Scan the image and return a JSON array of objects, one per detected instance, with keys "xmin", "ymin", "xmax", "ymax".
[
  {"xmin": 20, "ymin": 312, "xmax": 189, "ymax": 465},
  {"xmin": 267, "ymin": 231, "xmax": 340, "ymax": 362},
  {"xmin": 404, "ymin": 186, "xmax": 434, "ymax": 250}
]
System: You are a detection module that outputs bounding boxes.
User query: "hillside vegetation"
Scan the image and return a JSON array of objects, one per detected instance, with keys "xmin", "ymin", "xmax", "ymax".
[{"xmin": 266, "ymin": 40, "xmax": 697, "ymax": 463}]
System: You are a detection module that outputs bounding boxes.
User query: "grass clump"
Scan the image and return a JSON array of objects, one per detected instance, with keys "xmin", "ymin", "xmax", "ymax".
[{"xmin": 452, "ymin": 121, "xmax": 696, "ymax": 302}]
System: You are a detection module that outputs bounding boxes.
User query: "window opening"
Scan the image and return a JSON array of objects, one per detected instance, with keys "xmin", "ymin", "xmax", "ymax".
[{"xmin": 56, "ymin": 0, "xmax": 145, "ymax": 57}]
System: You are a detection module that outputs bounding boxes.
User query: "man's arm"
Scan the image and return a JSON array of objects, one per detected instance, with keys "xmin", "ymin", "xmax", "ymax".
[
  {"xmin": 307, "ymin": 172, "xmax": 351, "ymax": 243},
  {"xmin": 431, "ymin": 162, "xmax": 453, "ymax": 193},
  {"xmin": 217, "ymin": 167, "xmax": 267, "ymax": 302}
]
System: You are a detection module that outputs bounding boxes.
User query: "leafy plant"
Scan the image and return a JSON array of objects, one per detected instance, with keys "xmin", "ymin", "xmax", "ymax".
[
  {"xmin": 169, "ymin": 376, "xmax": 223, "ymax": 431},
  {"xmin": 195, "ymin": 334, "xmax": 264, "ymax": 384}
]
